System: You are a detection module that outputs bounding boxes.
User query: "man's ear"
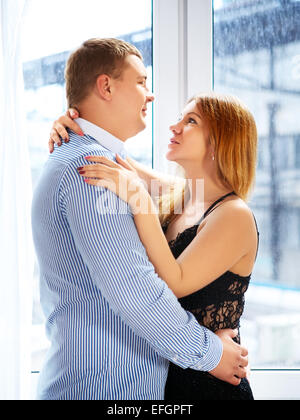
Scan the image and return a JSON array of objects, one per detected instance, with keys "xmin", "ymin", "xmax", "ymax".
[{"xmin": 95, "ymin": 74, "xmax": 113, "ymax": 100}]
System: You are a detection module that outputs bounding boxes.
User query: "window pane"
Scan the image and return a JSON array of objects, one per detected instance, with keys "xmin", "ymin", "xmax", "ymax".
[
  {"xmin": 214, "ymin": 0, "xmax": 300, "ymax": 368},
  {"xmin": 21, "ymin": 0, "xmax": 153, "ymax": 371}
]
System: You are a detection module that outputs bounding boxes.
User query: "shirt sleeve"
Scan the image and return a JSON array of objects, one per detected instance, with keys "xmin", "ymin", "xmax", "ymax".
[{"xmin": 58, "ymin": 156, "xmax": 223, "ymax": 372}]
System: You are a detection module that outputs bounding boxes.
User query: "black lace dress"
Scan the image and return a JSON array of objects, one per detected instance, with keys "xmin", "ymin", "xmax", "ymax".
[{"xmin": 163, "ymin": 192, "xmax": 259, "ymax": 401}]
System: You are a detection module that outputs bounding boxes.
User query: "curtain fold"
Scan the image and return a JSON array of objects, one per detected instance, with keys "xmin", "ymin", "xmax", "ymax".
[{"xmin": 0, "ymin": 0, "xmax": 34, "ymax": 400}]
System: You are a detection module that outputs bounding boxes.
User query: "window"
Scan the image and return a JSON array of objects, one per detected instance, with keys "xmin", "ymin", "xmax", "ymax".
[
  {"xmin": 21, "ymin": 0, "xmax": 153, "ymax": 372},
  {"xmin": 154, "ymin": 0, "xmax": 300, "ymax": 399},
  {"xmin": 21, "ymin": 0, "xmax": 300, "ymax": 399},
  {"xmin": 213, "ymin": 0, "xmax": 300, "ymax": 369}
]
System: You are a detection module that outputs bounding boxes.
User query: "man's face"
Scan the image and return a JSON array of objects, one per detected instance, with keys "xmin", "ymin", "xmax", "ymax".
[{"xmin": 112, "ymin": 54, "xmax": 154, "ymax": 139}]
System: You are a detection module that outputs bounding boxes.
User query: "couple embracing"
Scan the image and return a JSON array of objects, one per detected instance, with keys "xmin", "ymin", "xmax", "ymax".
[{"xmin": 32, "ymin": 38, "xmax": 259, "ymax": 400}]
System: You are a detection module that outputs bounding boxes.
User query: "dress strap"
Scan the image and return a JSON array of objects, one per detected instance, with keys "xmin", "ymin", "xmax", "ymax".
[
  {"xmin": 252, "ymin": 212, "xmax": 260, "ymax": 262},
  {"xmin": 197, "ymin": 191, "xmax": 236, "ymax": 225}
]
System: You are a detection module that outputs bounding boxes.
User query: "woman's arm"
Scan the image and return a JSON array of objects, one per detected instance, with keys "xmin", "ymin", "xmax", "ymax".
[
  {"xmin": 124, "ymin": 156, "xmax": 184, "ymax": 198},
  {"xmin": 132, "ymin": 195, "xmax": 253, "ymax": 298},
  {"xmin": 133, "ymin": 196, "xmax": 183, "ymax": 292},
  {"xmin": 49, "ymin": 108, "xmax": 183, "ymax": 195},
  {"xmin": 49, "ymin": 109, "xmax": 84, "ymax": 153},
  {"xmin": 79, "ymin": 156, "xmax": 254, "ymax": 299}
]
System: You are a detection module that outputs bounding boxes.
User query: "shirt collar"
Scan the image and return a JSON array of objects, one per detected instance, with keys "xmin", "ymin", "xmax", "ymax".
[{"xmin": 75, "ymin": 118, "xmax": 127, "ymax": 157}]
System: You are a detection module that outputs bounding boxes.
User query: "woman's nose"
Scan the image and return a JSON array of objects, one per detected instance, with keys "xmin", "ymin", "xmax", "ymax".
[{"xmin": 170, "ymin": 122, "xmax": 182, "ymax": 134}]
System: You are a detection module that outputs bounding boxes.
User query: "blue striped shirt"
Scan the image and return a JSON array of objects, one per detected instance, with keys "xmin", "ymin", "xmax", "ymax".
[{"xmin": 31, "ymin": 119, "xmax": 223, "ymax": 400}]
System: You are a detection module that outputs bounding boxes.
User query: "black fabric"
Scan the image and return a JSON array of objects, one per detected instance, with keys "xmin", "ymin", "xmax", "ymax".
[{"xmin": 163, "ymin": 192, "xmax": 257, "ymax": 400}]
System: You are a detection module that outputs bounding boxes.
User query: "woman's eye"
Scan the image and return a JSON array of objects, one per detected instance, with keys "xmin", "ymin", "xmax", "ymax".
[{"xmin": 188, "ymin": 118, "xmax": 197, "ymax": 124}]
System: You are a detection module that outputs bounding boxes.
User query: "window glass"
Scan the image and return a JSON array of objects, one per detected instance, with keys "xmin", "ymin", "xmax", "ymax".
[
  {"xmin": 214, "ymin": 0, "xmax": 300, "ymax": 367},
  {"xmin": 21, "ymin": 0, "xmax": 153, "ymax": 370}
]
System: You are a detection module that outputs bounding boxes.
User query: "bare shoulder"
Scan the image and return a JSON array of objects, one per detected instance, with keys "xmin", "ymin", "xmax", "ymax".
[
  {"xmin": 195, "ymin": 196, "xmax": 258, "ymax": 268},
  {"xmin": 198, "ymin": 196, "xmax": 257, "ymax": 236},
  {"xmin": 222, "ymin": 196, "xmax": 253, "ymax": 217}
]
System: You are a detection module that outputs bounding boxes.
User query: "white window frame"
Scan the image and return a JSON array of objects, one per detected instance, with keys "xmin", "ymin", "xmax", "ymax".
[{"xmin": 153, "ymin": 0, "xmax": 300, "ymax": 400}]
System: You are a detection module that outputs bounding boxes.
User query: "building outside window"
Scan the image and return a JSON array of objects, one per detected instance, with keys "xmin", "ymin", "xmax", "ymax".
[{"xmin": 214, "ymin": 0, "xmax": 300, "ymax": 368}]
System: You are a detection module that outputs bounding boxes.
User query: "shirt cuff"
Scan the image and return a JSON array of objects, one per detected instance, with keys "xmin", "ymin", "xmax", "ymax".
[{"xmin": 190, "ymin": 330, "xmax": 223, "ymax": 372}]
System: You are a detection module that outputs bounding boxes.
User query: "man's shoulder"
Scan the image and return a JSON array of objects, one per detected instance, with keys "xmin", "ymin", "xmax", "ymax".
[
  {"xmin": 36, "ymin": 132, "xmax": 116, "ymax": 195},
  {"xmin": 49, "ymin": 132, "xmax": 116, "ymax": 173}
]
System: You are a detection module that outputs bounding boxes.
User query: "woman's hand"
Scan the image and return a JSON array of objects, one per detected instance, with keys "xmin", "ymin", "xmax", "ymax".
[
  {"xmin": 49, "ymin": 108, "xmax": 84, "ymax": 153},
  {"xmin": 77, "ymin": 155, "xmax": 152, "ymax": 213}
]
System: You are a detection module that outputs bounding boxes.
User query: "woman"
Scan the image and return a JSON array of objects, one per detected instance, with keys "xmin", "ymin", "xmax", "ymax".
[{"xmin": 49, "ymin": 93, "xmax": 259, "ymax": 400}]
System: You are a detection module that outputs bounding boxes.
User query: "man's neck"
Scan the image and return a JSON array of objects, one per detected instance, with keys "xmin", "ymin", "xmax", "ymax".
[
  {"xmin": 79, "ymin": 101, "xmax": 128, "ymax": 142},
  {"xmin": 75, "ymin": 117, "xmax": 127, "ymax": 157}
]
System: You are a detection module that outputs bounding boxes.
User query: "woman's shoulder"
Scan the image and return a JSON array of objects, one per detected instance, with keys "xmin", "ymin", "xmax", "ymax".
[
  {"xmin": 200, "ymin": 195, "xmax": 256, "ymax": 234},
  {"xmin": 196, "ymin": 196, "xmax": 258, "ymax": 269},
  {"xmin": 215, "ymin": 195, "xmax": 253, "ymax": 217}
]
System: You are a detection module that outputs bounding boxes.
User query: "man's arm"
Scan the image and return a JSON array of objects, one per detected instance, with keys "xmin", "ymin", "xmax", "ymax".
[{"xmin": 59, "ymin": 155, "xmax": 247, "ymax": 383}]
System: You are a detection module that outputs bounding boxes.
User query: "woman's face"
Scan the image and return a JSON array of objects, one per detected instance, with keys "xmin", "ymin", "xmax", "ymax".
[{"xmin": 166, "ymin": 101, "xmax": 213, "ymax": 168}]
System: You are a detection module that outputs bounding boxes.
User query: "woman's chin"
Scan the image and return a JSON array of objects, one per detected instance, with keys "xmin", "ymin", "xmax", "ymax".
[{"xmin": 165, "ymin": 151, "xmax": 177, "ymax": 162}]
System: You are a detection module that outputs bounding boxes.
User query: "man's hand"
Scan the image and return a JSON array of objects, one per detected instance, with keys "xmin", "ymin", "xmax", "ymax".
[{"xmin": 209, "ymin": 329, "xmax": 249, "ymax": 386}]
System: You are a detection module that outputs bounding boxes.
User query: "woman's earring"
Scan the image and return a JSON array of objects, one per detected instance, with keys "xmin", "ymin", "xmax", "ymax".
[{"xmin": 212, "ymin": 155, "xmax": 215, "ymax": 161}]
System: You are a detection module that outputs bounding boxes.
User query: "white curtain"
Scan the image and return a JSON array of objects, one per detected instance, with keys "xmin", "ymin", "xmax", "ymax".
[{"xmin": 0, "ymin": 0, "xmax": 34, "ymax": 400}]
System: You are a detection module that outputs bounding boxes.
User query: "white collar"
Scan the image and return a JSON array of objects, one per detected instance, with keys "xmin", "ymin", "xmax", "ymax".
[{"xmin": 75, "ymin": 118, "xmax": 126, "ymax": 157}]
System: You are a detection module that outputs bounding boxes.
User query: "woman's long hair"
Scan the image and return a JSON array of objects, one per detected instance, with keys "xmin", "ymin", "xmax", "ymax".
[{"xmin": 158, "ymin": 93, "xmax": 258, "ymax": 226}]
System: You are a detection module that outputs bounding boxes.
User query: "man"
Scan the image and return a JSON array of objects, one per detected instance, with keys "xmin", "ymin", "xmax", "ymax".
[{"xmin": 32, "ymin": 38, "xmax": 248, "ymax": 400}]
